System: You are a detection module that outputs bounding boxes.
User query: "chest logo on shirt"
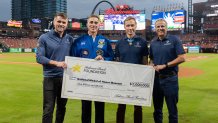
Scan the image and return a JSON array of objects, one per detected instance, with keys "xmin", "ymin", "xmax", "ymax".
[
  {"xmin": 134, "ymin": 42, "xmax": 141, "ymax": 48},
  {"xmin": 81, "ymin": 42, "xmax": 86, "ymax": 45},
  {"xmin": 164, "ymin": 40, "xmax": 171, "ymax": 45},
  {"xmin": 65, "ymin": 39, "xmax": 70, "ymax": 44},
  {"xmin": 96, "ymin": 49, "xmax": 104, "ymax": 56},
  {"xmin": 97, "ymin": 39, "xmax": 105, "ymax": 48},
  {"xmin": 82, "ymin": 49, "xmax": 89, "ymax": 56}
]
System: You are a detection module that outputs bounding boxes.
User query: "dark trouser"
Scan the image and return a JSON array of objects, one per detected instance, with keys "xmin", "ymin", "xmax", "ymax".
[
  {"xmin": 153, "ymin": 75, "xmax": 179, "ymax": 123},
  {"xmin": 82, "ymin": 100, "xmax": 105, "ymax": 123},
  {"xmin": 116, "ymin": 104, "xmax": 142, "ymax": 123},
  {"xmin": 42, "ymin": 77, "xmax": 68, "ymax": 123}
]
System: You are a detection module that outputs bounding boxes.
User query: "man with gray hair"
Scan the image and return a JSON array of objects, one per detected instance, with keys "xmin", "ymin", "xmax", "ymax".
[{"xmin": 149, "ymin": 19, "xmax": 185, "ymax": 123}]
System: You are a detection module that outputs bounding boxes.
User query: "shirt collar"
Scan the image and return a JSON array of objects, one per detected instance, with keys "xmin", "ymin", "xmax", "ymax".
[
  {"xmin": 51, "ymin": 29, "xmax": 67, "ymax": 38},
  {"xmin": 86, "ymin": 33, "xmax": 99, "ymax": 37},
  {"xmin": 157, "ymin": 34, "xmax": 170, "ymax": 41},
  {"xmin": 124, "ymin": 35, "xmax": 139, "ymax": 41},
  {"xmin": 85, "ymin": 33, "xmax": 100, "ymax": 42}
]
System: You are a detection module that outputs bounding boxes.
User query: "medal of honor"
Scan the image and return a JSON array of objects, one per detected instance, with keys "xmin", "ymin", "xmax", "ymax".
[{"xmin": 127, "ymin": 38, "xmax": 133, "ymax": 46}]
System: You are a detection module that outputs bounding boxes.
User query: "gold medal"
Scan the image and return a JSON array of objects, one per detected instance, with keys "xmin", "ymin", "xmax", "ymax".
[{"xmin": 129, "ymin": 42, "xmax": 132, "ymax": 46}]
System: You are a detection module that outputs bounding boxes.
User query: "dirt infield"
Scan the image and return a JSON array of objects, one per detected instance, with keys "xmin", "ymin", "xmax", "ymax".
[
  {"xmin": 185, "ymin": 55, "xmax": 208, "ymax": 62},
  {"xmin": 178, "ymin": 55, "xmax": 206, "ymax": 78},
  {"xmin": 0, "ymin": 53, "xmax": 206, "ymax": 78},
  {"xmin": 179, "ymin": 67, "xmax": 204, "ymax": 78}
]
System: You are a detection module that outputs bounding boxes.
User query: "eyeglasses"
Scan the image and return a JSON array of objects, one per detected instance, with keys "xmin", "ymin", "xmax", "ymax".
[
  {"xmin": 156, "ymin": 25, "xmax": 165, "ymax": 28},
  {"xmin": 89, "ymin": 21, "xmax": 99, "ymax": 24}
]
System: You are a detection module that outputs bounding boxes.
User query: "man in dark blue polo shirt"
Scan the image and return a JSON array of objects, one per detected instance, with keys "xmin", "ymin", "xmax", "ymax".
[
  {"xmin": 115, "ymin": 16, "xmax": 149, "ymax": 123},
  {"xmin": 149, "ymin": 19, "xmax": 185, "ymax": 123},
  {"xmin": 36, "ymin": 13, "xmax": 73, "ymax": 123}
]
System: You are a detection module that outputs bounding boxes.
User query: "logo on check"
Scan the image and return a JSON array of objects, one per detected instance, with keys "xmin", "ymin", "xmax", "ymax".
[{"xmin": 72, "ymin": 64, "xmax": 82, "ymax": 72}]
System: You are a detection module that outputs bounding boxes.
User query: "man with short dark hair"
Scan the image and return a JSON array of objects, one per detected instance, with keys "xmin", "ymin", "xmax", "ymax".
[
  {"xmin": 36, "ymin": 12, "xmax": 73, "ymax": 123},
  {"xmin": 150, "ymin": 19, "xmax": 185, "ymax": 123},
  {"xmin": 71, "ymin": 15, "xmax": 114, "ymax": 123},
  {"xmin": 115, "ymin": 16, "xmax": 149, "ymax": 123}
]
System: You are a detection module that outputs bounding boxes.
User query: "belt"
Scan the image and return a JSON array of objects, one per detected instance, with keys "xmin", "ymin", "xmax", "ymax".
[{"xmin": 159, "ymin": 71, "xmax": 177, "ymax": 79}]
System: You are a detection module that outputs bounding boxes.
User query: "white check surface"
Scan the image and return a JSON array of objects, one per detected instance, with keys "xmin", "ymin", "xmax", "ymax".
[{"xmin": 62, "ymin": 56, "xmax": 155, "ymax": 106}]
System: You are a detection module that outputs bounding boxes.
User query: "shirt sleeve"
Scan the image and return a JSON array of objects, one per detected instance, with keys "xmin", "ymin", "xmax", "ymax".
[
  {"xmin": 71, "ymin": 39, "xmax": 77, "ymax": 57},
  {"xmin": 36, "ymin": 35, "xmax": 50, "ymax": 64},
  {"xmin": 104, "ymin": 38, "xmax": 114, "ymax": 61},
  {"xmin": 115, "ymin": 40, "xmax": 120, "ymax": 58},
  {"xmin": 175, "ymin": 36, "xmax": 185, "ymax": 55},
  {"xmin": 69, "ymin": 36, "xmax": 75, "ymax": 56},
  {"xmin": 149, "ymin": 43, "xmax": 153, "ymax": 60},
  {"xmin": 142, "ymin": 38, "xmax": 149, "ymax": 57}
]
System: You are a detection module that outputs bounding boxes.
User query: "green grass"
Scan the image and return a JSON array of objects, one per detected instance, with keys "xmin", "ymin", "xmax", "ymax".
[{"xmin": 0, "ymin": 53, "xmax": 218, "ymax": 123}]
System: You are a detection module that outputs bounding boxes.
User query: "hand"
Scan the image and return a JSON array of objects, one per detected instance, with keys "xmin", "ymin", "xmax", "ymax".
[
  {"xmin": 55, "ymin": 61, "xmax": 67, "ymax": 68},
  {"xmin": 95, "ymin": 55, "xmax": 104, "ymax": 61},
  {"xmin": 149, "ymin": 63, "xmax": 155, "ymax": 67},
  {"xmin": 153, "ymin": 64, "xmax": 166, "ymax": 72}
]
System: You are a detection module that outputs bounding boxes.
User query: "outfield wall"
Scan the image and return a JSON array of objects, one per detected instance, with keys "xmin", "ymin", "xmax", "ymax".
[{"xmin": 8, "ymin": 48, "xmax": 37, "ymax": 53}]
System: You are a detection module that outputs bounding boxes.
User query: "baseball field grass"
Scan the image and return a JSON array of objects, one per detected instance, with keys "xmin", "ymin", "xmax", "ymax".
[{"xmin": 0, "ymin": 53, "xmax": 218, "ymax": 123}]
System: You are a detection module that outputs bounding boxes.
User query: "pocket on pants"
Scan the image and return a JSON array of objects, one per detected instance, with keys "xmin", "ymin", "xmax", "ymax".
[
  {"xmin": 162, "ymin": 75, "xmax": 178, "ymax": 85},
  {"xmin": 43, "ymin": 78, "xmax": 54, "ymax": 90}
]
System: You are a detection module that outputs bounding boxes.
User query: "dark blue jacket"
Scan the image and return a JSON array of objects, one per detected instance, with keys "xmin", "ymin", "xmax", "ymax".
[
  {"xmin": 71, "ymin": 34, "xmax": 114, "ymax": 61},
  {"xmin": 36, "ymin": 30, "xmax": 74, "ymax": 77}
]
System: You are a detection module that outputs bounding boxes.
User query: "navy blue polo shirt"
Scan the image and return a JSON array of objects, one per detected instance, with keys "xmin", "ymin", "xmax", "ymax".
[
  {"xmin": 36, "ymin": 30, "xmax": 74, "ymax": 77},
  {"xmin": 149, "ymin": 35, "xmax": 185, "ymax": 74},
  {"xmin": 115, "ymin": 35, "xmax": 148, "ymax": 64}
]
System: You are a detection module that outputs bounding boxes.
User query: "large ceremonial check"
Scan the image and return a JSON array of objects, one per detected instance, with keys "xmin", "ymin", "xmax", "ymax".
[{"xmin": 62, "ymin": 56, "xmax": 155, "ymax": 106}]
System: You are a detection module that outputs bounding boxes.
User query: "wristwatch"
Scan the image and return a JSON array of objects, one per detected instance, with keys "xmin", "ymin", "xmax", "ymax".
[{"xmin": 165, "ymin": 62, "xmax": 168, "ymax": 68}]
